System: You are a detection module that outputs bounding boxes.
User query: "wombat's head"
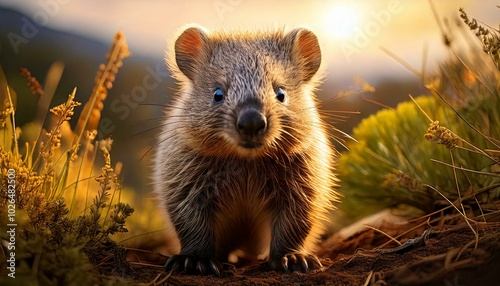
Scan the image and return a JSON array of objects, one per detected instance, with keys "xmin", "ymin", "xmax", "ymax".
[{"xmin": 167, "ymin": 26, "xmax": 324, "ymax": 159}]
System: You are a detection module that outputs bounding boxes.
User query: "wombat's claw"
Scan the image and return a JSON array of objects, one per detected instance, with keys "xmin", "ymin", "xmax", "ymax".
[
  {"xmin": 269, "ymin": 252, "xmax": 322, "ymax": 273},
  {"xmin": 165, "ymin": 255, "xmax": 221, "ymax": 276}
]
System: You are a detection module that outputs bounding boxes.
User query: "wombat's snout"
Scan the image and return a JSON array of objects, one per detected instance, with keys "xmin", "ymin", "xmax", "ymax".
[{"xmin": 237, "ymin": 109, "xmax": 267, "ymax": 137}]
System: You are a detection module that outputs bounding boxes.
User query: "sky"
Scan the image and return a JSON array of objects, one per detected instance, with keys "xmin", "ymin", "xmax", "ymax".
[{"xmin": 0, "ymin": 0, "xmax": 498, "ymax": 85}]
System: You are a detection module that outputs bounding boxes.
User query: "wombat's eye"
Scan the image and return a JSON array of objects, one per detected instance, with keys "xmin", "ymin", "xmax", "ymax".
[
  {"xmin": 275, "ymin": 87, "xmax": 286, "ymax": 103},
  {"xmin": 213, "ymin": 87, "xmax": 224, "ymax": 103}
]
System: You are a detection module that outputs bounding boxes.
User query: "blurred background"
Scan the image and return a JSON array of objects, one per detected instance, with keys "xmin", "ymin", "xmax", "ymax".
[{"xmin": 0, "ymin": 0, "xmax": 498, "ymax": 192}]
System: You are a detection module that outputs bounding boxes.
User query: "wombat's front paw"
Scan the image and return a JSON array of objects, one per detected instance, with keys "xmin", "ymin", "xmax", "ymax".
[
  {"xmin": 268, "ymin": 252, "xmax": 322, "ymax": 273},
  {"xmin": 165, "ymin": 254, "xmax": 222, "ymax": 276}
]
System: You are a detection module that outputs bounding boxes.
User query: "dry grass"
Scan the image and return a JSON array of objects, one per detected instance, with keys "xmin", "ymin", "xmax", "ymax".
[{"xmin": 0, "ymin": 32, "xmax": 136, "ymax": 285}]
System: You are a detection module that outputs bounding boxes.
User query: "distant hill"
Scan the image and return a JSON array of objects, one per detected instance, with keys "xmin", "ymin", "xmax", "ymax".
[
  {"xmin": 1, "ymin": 7, "xmax": 105, "ymax": 121},
  {"xmin": 0, "ymin": 7, "xmax": 172, "ymax": 120}
]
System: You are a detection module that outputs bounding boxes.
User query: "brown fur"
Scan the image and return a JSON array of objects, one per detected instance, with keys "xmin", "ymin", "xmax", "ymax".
[{"xmin": 152, "ymin": 26, "xmax": 338, "ymax": 275}]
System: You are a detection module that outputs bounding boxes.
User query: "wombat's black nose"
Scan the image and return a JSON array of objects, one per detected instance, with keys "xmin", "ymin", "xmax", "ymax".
[{"xmin": 237, "ymin": 109, "xmax": 267, "ymax": 136}]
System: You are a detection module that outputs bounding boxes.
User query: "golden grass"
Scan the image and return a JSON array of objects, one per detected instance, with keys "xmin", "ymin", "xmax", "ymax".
[{"xmin": 0, "ymin": 32, "xmax": 137, "ymax": 285}]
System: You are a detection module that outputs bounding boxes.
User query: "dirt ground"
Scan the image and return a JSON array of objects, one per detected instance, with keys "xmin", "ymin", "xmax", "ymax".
[{"xmin": 118, "ymin": 218, "xmax": 500, "ymax": 286}]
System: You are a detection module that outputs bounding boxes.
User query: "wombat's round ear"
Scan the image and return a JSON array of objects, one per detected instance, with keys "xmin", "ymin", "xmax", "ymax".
[
  {"xmin": 175, "ymin": 27, "xmax": 208, "ymax": 81},
  {"xmin": 286, "ymin": 29, "xmax": 321, "ymax": 82}
]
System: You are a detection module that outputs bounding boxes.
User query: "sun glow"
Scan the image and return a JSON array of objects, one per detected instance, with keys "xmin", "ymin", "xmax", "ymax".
[{"xmin": 325, "ymin": 5, "xmax": 359, "ymax": 39}]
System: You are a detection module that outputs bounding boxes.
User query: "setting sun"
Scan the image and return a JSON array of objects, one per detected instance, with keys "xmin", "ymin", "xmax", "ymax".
[{"xmin": 325, "ymin": 5, "xmax": 359, "ymax": 39}]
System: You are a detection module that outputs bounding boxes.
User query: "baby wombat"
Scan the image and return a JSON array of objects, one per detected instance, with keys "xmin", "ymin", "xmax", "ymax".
[{"xmin": 153, "ymin": 26, "xmax": 337, "ymax": 276}]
